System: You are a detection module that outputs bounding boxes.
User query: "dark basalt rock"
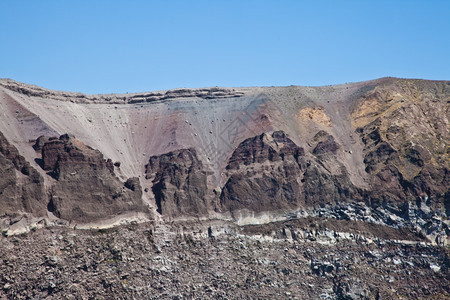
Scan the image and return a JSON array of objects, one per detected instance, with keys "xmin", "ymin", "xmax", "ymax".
[
  {"xmin": 220, "ymin": 131, "xmax": 307, "ymax": 213},
  {"xmin": 124, "ymin": 177, "xmax": 140, "ymax": 192},
  {"xmin": 42, "ymin": 134, "xmax": 145, "ymax": 222},
  {"xmin": 0, "ymin": 131, "xmax": 46, "ymax": 217},
  {"xmin": 141, "ymin": 129, "xmax": 362, "ymax": 219},
  {"xmin": 363, "ymin": 141, "xmax": 397, "ymax": 173},
  {"xmin": 301, "ymin": 164, "xmax": 363, "ymax": 207},
  {"xmin": 145, "ymin": 148, "xmax": 208, "ymax": 217},
  {"xmin": 218, "ymin": 130, "xmax": 367, "ymax": 215},
  {"xmin": 32, "ymin": 135, "xmax": 51, "ymax": 152},
  {"xmin": 355, "ymin": 111, "xmax": 448, "ymax": 228},
  {"xmin": 41, "ymin": 137, "xmax": 115, "ymax": 179},
  {"xmin": 41, "ymin": 139, "xmax": 65, "ymax": 171}
]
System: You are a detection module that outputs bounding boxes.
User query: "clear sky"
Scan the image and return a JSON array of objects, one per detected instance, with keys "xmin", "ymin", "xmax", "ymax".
[{"xmin": 1, "ymin": 1, "xmax": 449, "ymax": 94}]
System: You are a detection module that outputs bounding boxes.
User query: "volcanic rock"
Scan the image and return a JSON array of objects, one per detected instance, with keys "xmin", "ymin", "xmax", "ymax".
[
  {"xmin": 220, "ymin": 131, "xmax": 305, "ymax": 214},
  {"xmin": 0, "ymin": 131, "xmax": 46, "ymax": 217},
  {"xmin": 0, "ymin": 77, "xmax": 449, "ymax": 299},
  {"xmin": 42, "ymin": 134, "xmax": 146, "ymax": 222},
  {"xmin": 145, "ymin": 148, "xmax": 208, "ymax": 217}
]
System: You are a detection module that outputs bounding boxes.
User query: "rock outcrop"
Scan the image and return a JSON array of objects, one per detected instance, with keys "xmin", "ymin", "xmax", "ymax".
[
  {"xmin": 217, "ymin": 130, "xmax": 364, "ymax": 216},
  {"xmin": 219, "ymin": 131, "xmax": 305, "ymax": 213},
  {"xmin": 0, "ymin": 131, "xmax": 46, "ymax": 218},
  {"xmin": 0, "ymin": 77, "xmax": 447, "ymax": 238},
  {"xmin": 0, "ymin": 79, "xmax": 244, "ymax": 104},
  {"xmin": 352, "ymin": 81, "xmax": 449, "ymax": 232},
  {"xmin": 145, "ymin": 148, "xmax": 208, "ymax": 218},
  {"xmin": 40, "ymin": 134, "xmax": 146, "ymax": 223}
]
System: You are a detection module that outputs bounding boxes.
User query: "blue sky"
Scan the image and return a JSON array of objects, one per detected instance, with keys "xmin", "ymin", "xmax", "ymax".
[{"xmin": 1, "ymin": 1, "xmax": 449, "ymax": 94}]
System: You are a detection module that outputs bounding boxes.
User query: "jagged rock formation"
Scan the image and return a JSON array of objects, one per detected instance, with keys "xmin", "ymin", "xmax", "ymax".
[
  {"xmin": 354, "ymin": 88, "xmax": 449, "ymax": 211},
  {"xmin": 37, "ymin": 134, "xmax": 146, "ymax": 223},
  {"xmin": 312, "ymin": 130, "xmax": 339, "ymax": 155},
  {"xmin": 0, "ymin": 131, "xmax": 46, "ymax": 218},
  {"xmin": 219, "ymin": 131, "xmax": 305, "ymax": 214},
  {"xmin": 145, "ymin": 148, "xmax": 208, "ymax": 217},
  {"xmin": 351, "ymin": 82, "xmax": 449, "ymax": 239}
]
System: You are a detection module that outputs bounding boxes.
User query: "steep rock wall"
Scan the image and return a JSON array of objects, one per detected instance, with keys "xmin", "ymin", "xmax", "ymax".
[
  {"xmin": 41, "ymin": 134, "xmax": 146, "ymax": 222},
  {"xmin": 145, "ymin": 148, "xmax": 208, "ymax": 218},
  {"xmin": 0, "ymin": 78, "xmax": 447, "ymax": 240},
  {"xmin": 0, "ymin": 131, "xmax": 46, "ymax": 217},
  {"xmin": 219, "ymin": 131, "xmax": 305, "ymax": 213}
]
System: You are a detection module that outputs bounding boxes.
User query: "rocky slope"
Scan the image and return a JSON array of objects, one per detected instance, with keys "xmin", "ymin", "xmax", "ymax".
[
  {"xmin": 0, "ymin": 220, "xmax": 448, "ymax": 299},
  {"xmin": 0, "ymin": 77, "xmax": 448, "ymax": 298}
]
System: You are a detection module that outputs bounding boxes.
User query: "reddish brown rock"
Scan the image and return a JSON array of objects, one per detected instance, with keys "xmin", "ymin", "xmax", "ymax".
[
  {"xmin": 145, "ymin": 148, "xmax": 208, "ymax": 217},
  {"xmin": 42, "ymin": 134, "xmax": 146, "ymax": 222},
  {"xmin": 0, "ymin": 131, "xmax": 46, "ymax": 217},
  {"xmin": 220, "ymin": 131, "xmax": 307, "ymax": 213},
  {"xmin": 227, "ymin": 130, "xmax": 305, "ymax": 170},
  {"xmin": 352, "ymin": 80, "xmax": 449, "ymax": 217},
  {"xmin": 0, "ymin": 77, "xmax": 448, "ymax": 238}
]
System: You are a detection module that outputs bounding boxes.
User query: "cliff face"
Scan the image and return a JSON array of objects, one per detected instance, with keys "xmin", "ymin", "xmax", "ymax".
[
  {"xmin": 353, "ymin": 83, "xmax": 449, "ymax": 212},
  {"xmin": 0, "ymin": 131, "xmax": 46, "ymax": 218},
  {"xmin": 0, "ymin": 77, "xmax": 447, "ymax": 242},
  {"xmin": 219, "ymin": 131, "xmax": 306, "ymax": 213},
  {"xmin": 145, "ymin": 148, "xmax": 208, "ymax": 218},
  {"xmin": 40, "ymin": 134, "xmax": 146, "ymax": 223},
  {"xmin": 0, "ymin": 77, "xmax": 449, "ymax": 299}
]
